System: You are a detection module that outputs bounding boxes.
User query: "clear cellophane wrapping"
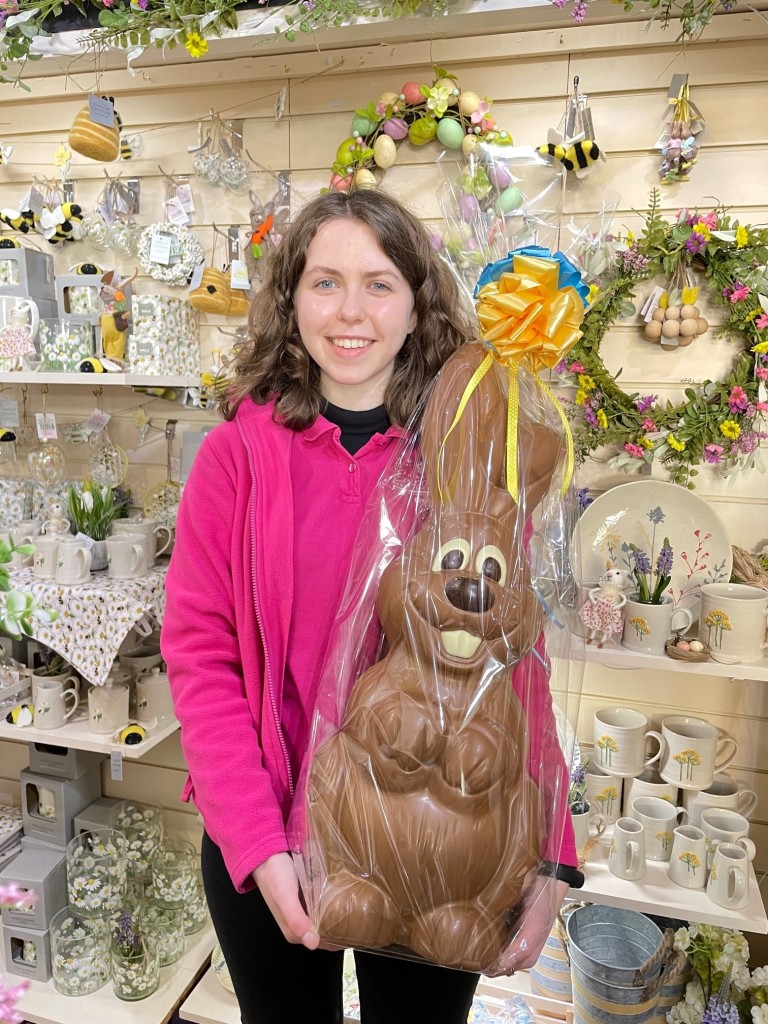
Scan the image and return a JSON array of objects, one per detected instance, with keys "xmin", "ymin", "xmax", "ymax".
[{"xmin": 288, "ymin": 339, "xmax": 583, "ymax": 975}]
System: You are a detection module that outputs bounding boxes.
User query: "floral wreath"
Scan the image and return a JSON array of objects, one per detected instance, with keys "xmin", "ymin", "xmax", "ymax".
[
  {"xmin": 138, "ymin": 223, "xmax": 204, "ymax": 286},
  {"xmin": 327, "ymin": 66, "xmax": 512, "ymax": 191},
  {"xmin": 557, "ymin": 191, "xmax": 768, "ymax": 487}
]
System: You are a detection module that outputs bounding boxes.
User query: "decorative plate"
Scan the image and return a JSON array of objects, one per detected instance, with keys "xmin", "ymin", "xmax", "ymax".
[{"xmin": 575, "ymin": 480, "xmax": 732, "ymax": 611}]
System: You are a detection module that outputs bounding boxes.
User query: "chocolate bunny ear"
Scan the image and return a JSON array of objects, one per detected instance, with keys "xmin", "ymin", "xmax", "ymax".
[{"xmin": 420, "ymin": 342, "xmax": 563, "ymax": 516}]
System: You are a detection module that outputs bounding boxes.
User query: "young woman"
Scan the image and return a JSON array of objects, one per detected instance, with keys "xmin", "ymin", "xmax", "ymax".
[{"xmin": 162, "ymin": 189, "xmax": 578, "ymax": 1024}]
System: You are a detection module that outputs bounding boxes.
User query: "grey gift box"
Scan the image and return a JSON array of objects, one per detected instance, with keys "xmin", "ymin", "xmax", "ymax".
[
  {"xmin": 28, "ymin": 743, "xmax": 106, "ymax": 781},
  {"xmin": 2, "ymin": 922, "xmax": 52, "ymax": 981},
  {"xmin": 0, "ymin": 248, "xmax": 55, "ymax": 302},
  {"xmin": 73, "ymin": 796, "xmax": 120, "ymax": 836},
  {"xmin": 0, "ymin": 846, "xmax": 67, "ymax": 930},
  {"xmin": 20, "ymin": 767, "xmax": 102, "ymax": 848}
]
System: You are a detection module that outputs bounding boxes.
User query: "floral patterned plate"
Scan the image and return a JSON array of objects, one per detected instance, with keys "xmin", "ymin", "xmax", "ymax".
[{"xmin": 575, "ymin": 480, "xmax": 732, "ymax": 611}]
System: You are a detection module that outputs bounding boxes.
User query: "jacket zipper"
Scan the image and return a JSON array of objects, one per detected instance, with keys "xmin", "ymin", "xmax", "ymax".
[{"xmin": 237, "ymin": 421, "xmax": 295, "ymax": 798}]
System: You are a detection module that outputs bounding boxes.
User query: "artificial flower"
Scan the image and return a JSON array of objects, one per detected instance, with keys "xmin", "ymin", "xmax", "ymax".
[
  {"xmin": 52, "ymin": 143, "xmax": 71, "ymax": 173},
  {"xmin": 577, "ymin": 486, "xmax": 593, "ymax": 509},
  {"xmin": 729, "ymin": 284, "xmax": 751, "ymax": 303},
  {"xmin": 729, "ymin": 386, "xmax": 749, "ymax": 413},
  {"xmin": 692, "ymin": 220, "xmax": 712, "ymax": 240},
  {"xmin": 705, "ymin": 443, "xmax": 724, "ymax": 463},
  {"xmin": 756, "ymin": 367, "xmax": 768, "ymax": 380},
  {"xmin": 636, "ymin": 394, "xmax": 657, "ymax": 412},
  {"xmin": 755, "ymin": 313, "xmax": 768, "ymax": 330},
  {"xmin": 596, "ymin": 408, "xmax": 608, "ymax": 429},
  {"xmin": 584, "ymin": 406, "xmax": 598, "ymax": 427},
  {"xmin": 470, "ymin": 100, "xmax": 494, "ymax": 132},
  {"xmin": 184, "ymin": 31, "xmax": 208, "ymax": 58},
  {"xmin": 735, "ymin": 225, "xmax": 749, "ymax": 247},
  {"xmin": 641, "ymin": 418, "xmax": 657, "ymax": 431},
  {"xmin": 568, "ymin": 361, "xmax": 586, "ymax": 373},
  {"xmin": 640, "ymin": 436, "xmax": 654, "ymax": 448},
  {"xmin": 624, "ymin": 442, "xmax": 645, "ymax": 458},
  {"xmin": 754, "ymin": 340, "xmax": 768, "ymax": 355},
  {"xmin": 667, "ymin": 434, "xmax": 686, "ymax": 451},
  {"xmin": 686, "ymin": 232, "xmax": 707, "ymax": 255},
  {"xmin": 578, "ymin": 374, "xmax": 596, "ymax": 391},
  {"xmin": 425, "ymin": 84, "xmax": 453, "ymax": 118},
  {"xmin": 624, "ymin": 229, "xmax": 636, "ymax": 244},
  {"xmin": 575, "ymin": 389, "xmax": 589, "ymax": 405},
  {"xmin": 720, "ymin": 419, "xmax": 741, "ymax": 439},
  {"xmin": 587, "ymin": 283, "xmax": 600, "ymax": 305}
]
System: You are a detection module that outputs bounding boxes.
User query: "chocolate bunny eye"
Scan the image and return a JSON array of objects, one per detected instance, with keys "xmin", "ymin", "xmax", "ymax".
[
  {"xmin": 475, "ymin": 545, "xmax": 507, "ymax": 587},
  {"xmin": 432, "ymin": 539, "xmax": 470, "ymax": 573}
]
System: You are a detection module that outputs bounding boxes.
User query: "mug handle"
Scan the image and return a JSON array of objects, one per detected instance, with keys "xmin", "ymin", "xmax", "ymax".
[
  {"xmin": 737, "ymin": 837, "xmax": 756, "ymax": 861},
  {"xmin": 737, "ymin": 789, "xmax": 758, "ymax": 819},
  {"xmin": 130, "ymin": 543, "xmax": 143, "ymax": 575},
  {"xmin": 674, "ymin": 805, "xmax": 689, "ymax": 825},
  {"xmin": 62, "ymin": 688, "xmax": 79, "ymax": 721},
  {"xmin": 728, "ymin": 866, "xmax": 747, "ymax": 905},
  {"xmin": 590, "ymin": 812, "xmax": 607, "ymax": 837},
  {"xmin": 642, "ymin": 730, "xmax": 666, "ymax": 770},
  {"xmin": 78, "ymin": 548, "xmax": 92, "ymax": 580},
  {"xmin": 626, "ymin": 839, "xmax": 640, "ymax": 876},
  {"xmin": 670, "ymin": 606, "xmax": 694, "ymax": 634},
  {"xmin": 155, "ymin": 526, "xmax": 172, "ymax": 557},
  {"xmin": 62, "ymin": 673, "xmax": 80, "ymax": 695},
  {"xmin": 714, "ymin": 735, "xmax": 739, "ymax": 773}
]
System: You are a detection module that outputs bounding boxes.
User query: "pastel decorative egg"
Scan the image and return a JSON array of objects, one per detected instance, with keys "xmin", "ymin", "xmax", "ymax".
[
  {"xmin": 436, "ymin": 117, "xmax": 465, "ymax": 150},
  {"xmin": 354, "ymin": 168, "xmax": 377, "ymax": 189},
  {"xmin": 427, "ymin": 231, "xmax": 444, "ymax": 252},
  {"xmin": 488, "ymin": 163, "xmax": 512, "ymax": 189},
  {"xmin": 458, "ymin": 193, "xmax": 480, "ymax": 222},
  {"xmin": 689, "ymin": 640, "xmax": 705, "ymax": 653},
  {"xmin": 644, "ymin": 320, "xmax": 663, "ymax": 341},
  {"xmin": 408, "ymin": 117, "xmax": 437, "ymax": 146},
  {"xmin": 377, "ymin": 91, "xmax": 400, "ymax": 109},
  {"xmin": 382, "ymin": 117, "xmax": 408, "ymax": 140},
  {"xmin": 661, "ymin": 319, "xmax": 680, "ymax": 337},
  {"xmin": 401, "ymin": 81, "xmax": 424, "ymax": 105},
  {"xmin": 335, "ymin": 138, "xmax": 358, "ymax": 167},
  {"xmin": 680, "ymin": 304, "xmax": 700, "ymax": 319},
  {"xmin": 461, "ymin": 134, "xmax": 478, "ymax": 157},
  {"xmin": 495, "ymin": 187, "xmax": 523, "ymax": 214},
  {"xmin": 696, "ymin": 317, "xmax": 709, "ymax": 335},
  {"xmin": 351, "ymin": 114, "xmax": 376, "ymax": 137},
  {"xmin": 458, "ymin": 90, "xmax": 481, "ymax": 117},
  {"xmin": 665, "ymin": 305, "xmax": 681, "ymax": 320},
  {"xmin": 330, "ymin": 172, "xmax": 353, "ymax": 192},
  {"xmin": 651, "ymin": 308, "xmax": 666, "ymax": 322},
  {"xmin": 676, "ymin": 640, "xmax": 691, "ymax": 652},
  {"xmin": 373, "ymin": 134, "xmax": 397, "ymax": 169},
  {"xmin": 679, "ymin": 318, "xmax": 698, "ymax": 337}
]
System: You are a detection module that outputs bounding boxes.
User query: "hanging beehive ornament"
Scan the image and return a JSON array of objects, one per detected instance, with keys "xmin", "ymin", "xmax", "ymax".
[
  {"xmin": 143, "ymin": 421, "xmax": 181, "ymax": 529},
  {"xmin": 27, "ymin": 441, "xmax": 67, "ymax": 488},
  {"xmin": 90, "ymin": 433, "xmax": 129, "ymax": 488},
  {"xmin": 68, "ymin": 96, "xmax": 122, "ymax": 162}
]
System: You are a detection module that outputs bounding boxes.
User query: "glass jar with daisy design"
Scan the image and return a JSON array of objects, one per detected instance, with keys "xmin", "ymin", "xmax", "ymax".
[
  {"xmin": 50, "ymin": 905, "xmax": 111, "ymax": 995},
  {"xmin": 66, "ymin": 828, "xmax": 127, "ymax": 918},
  {"xmin": 109, "ymin": 800, "xmax": 164, "ymax": 878}
]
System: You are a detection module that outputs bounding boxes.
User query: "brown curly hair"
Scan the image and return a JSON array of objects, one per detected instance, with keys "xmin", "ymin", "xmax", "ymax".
[{"xmin": 221, "ymin": 189, "xmax": 474, "ymax": 427}]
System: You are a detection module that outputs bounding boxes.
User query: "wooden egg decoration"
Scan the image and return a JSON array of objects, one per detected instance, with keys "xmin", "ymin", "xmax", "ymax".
[
  {"xmin": 696, "ymin": 317, "xmax": 709, "ymax": 335},
  {"xmin": 401, "ymin": 81, "xmax": 424, "ymax": 105},
  {"xmin": 373, "ymin": 135, "xmax": 397, "ymax": 169},
  {"xmin": 436, "ymin": 117, "xmax": 465, "ymax": 150},
  {"xmin": 354, "ymin": 168, "xmax": 377, "ymax": 190},
  {"xmin": 665, "ymin": 306, "xmax": 681, "ymax": 320},
  {"xmin": 458, "ymin": 90, "xmax": 482, "ymax": 116},
  {"xmin": 661, "ymin": 319, "xmax": 680, "ymax": 338},
  {"xmin": 651, "ymin": 308, "xmax": 666, "ymax": 322},
  {"xmin": 645, "ymin": 320, "xmax": 663, "ymax": 341},
  {"xmin": 679, "ymin": 318, "xmax": 698, "ymax": 337},
  {"xmin": 680, "ymin": 304, "xmax": 700, "ymax": 319}
]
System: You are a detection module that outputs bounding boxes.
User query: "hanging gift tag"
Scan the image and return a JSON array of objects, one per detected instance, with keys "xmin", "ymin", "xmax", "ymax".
[
  {"xmin": 176, "ymin": 181, "xmax": 195, "ymax": 213},
  {"xmin": 230, "ymin": 259, "xmax": 250, "ymax": 290},
  {"xmin": 170, "ymin": 456, "xmax": 181, "ymax": 481},
  {"xmin": 28, "ymin": 187, "xmax": 46, "ymax": 218},
  {"xmin": 165, "ymin": 196, "xmax": 189, "ymax": 226},
  {"xmin": 110, "ymin": 748, "xmax": 124, "ymax": 782},
  {"xmin": 188, "ymin": 261, "xmax": 205, "ymax": 291},
  {"xmin": 641, "ymin": 285, "xmax": 666, "ymax": 322},
  {"xmin": 0, "ymin": 398, "xmax": 19, "ymax": 428},
  {"xmin": 35, "ymin": 413, "xmax": 58, "ymax": 440},
  {"xmin": 74, "ymin": 532, "xmax": 95, "ymax": 550},
  {"xmin": 85, "ymin": 409, "xmax": 111, "ymax": 434},
  {"xmin": 149, "ymin": 231, "xmax": 173, "ymax": 265},
  {"xmin": 89, "ymin": 95, "xmax": 115, "ymax": 128}
]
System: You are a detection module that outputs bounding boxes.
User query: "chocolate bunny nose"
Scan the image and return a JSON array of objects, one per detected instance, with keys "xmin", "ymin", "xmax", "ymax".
[{"xmin": 444, "ymin": 577, "xmax": 495, "ymax": 613}]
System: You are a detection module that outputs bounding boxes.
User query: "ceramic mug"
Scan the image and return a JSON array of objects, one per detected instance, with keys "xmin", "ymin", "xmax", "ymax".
[
  {"xmin": 0, "ymin": 521, "xmax": 41, "ymax": 568},
  {"xmin": 621, "ymin": 596, "xmax": 694, "ymax": 656},
  {"xmin": 660, "ymin": 716, "xmax": 739, "ymax": 791},
  {"xmin": 631, "ymin": 795, "xmax": 688, "ymax": 861},
  {"xmin": 699, "ymin": 583, "xmax": 768, "ymax": 664},
  {"xmin": 700, "ymin": 808, "xmax": 756, "ymax": 863},
  {"xmin": 707, "ymin": 843, "xmax": 750, "ymax": 910},
  {"xmin": 135, "ymin": 668, "xmax": 174, "ymax": 724},
  {"xmin": 571, "ymin": 804, "xmax": 606, "ymax": 860},
  {"xmin": 33, "ymin": 677, "xmax": 79, "ymax": 730},
  {"xmin": 593, "ymin": 707, "xmax": 665, "ymax": 777},
  {"xmin": 88, "ymin": 680, "xmax": 130, "ymax": 734},
  {"xmin": 584, "ymin": 762, "xmax": 623, "ymax": 824},
  {"xmin": 119, "ymin": 646, "xmax": 163, "ymax": 680},
  {"xmin": 32, "ymin": 669, "xmax": 80, "ymax": 706},
  {"xmin": 37, "ymin": 784, "xmax": 57, "ymax": 820},
  {"xmin": 55, "ymin": 537, "xmax": 92, "ymax": 585},
  {"xmin": 609, "ymin": 817, "xmax": 646, "ymax": 881},
  {"xmin": 31, "ymin": 536, "xmax": 59, "ymax": 579},
  {"xmin": 623, "ymin": 768, "xmax": 679, "ymax": 818},
  {"xmin": 667, "ymin": 825, "xmax": 707, "ymax": 889},
  {"xmin": 682, "ymin": 773, "xmax": 758, "ymax": 827},
  {"xmin": 111, "ymin": 517, "xmax": 171, "ymax": 568},
  {"xmin": 106, "ymin": 533, "xmax": 148, "ymax": 580}
]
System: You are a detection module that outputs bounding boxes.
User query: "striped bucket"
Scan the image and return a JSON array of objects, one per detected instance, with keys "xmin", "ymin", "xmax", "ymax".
[
  {"xmin": 531, "ymin": 906, "xmax": 581, "ymax": 1005},
  {"xmin": 566, "ymin": 906, "xmax": 685, "ymax": 1024}
]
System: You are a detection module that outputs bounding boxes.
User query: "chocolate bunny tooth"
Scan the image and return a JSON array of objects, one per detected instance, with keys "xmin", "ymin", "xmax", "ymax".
[{"xmin": 306, "ymin": 341, "xmax": 565, "ymax": 972}]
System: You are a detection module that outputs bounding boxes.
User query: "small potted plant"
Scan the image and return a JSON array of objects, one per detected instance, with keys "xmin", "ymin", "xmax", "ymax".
[
  {"xmin": 569, "ymin": 757, "xmax": 605, "ymax": 862},
  {"xmin": 111, "ymin": 910, "xmax": 160, "ymax": 1001},
  {"xmin": 622, "ymin": 539, "xmax": 694, "ymax": 656},
  {"xmin": 67, "ymin": 480, "xmax": 128, "ymax": 571}
]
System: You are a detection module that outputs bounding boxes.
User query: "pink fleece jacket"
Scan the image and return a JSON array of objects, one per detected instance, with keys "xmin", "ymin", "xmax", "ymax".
[{"xmin": 162, "ymin": 398, "xmax": 576, "ymax": 894}]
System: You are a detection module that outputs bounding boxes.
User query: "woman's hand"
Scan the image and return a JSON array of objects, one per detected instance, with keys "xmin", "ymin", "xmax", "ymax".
[
  {"xmin": 253, "ymin": 852, "xmax": 320, "ymax": 950},
  {"xmin": 486, "ymin": 877, "xmax": 569, "ymax": 977}
]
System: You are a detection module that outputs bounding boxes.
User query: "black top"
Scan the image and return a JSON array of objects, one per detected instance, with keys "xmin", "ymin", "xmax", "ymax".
[{"xmin": 323, "ymin": 401, "xmax": 390, "ymax": 455}]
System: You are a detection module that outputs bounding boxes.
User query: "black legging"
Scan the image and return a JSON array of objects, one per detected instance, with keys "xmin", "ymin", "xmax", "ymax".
[{"xmin": 202, "ymin": 832, "xmax": 480, "ymax": 1024}]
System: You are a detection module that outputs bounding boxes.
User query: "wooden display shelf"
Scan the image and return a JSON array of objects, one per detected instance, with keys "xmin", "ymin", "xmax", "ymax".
[
  {"xmin": 0, "ymin": 706, "xmax": 179, "ymax": 759},
  {"xmin": 572, "ymin": 636, "xmax": 768, "ymax": 682},
  {"xmin": 572, "ymin": 839, "xmax": 768, "ymax": 933},
  {"xmin": 0, "ymin": 371, "xmax": 199, "ymax": 387},
  {"xmin": 2, "ymin": 922, "xmax": 215, "ymax": 1024}
]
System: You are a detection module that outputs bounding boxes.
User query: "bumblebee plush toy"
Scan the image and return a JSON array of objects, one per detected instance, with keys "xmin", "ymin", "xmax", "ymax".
[{"xmin": 538, "ymin": 139, "xmax": 606, "ymax": 179}]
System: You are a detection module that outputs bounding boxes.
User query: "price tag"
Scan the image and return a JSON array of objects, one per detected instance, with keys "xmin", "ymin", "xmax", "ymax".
[
  {"xmin": 188, "ymin": 261, "xmax": 205, "ymax": 292},
  {"xmin": 230, "ymin": 259, "xmax": 250, "ymax": 291},
  {"xmin": 35, "ymin": 413, "xmax": 58, "ymax": 440},
  {"xmin": 110, "ymin": 749, "xmax": 124, "ymax": 782},
  {"xmin": 640, "ymin": 285, "xmax": 666, "ymax": 323},
  {"xmin": 176, "ymin": 182, "xmax": 195, "ymax": 213},
  {"xmin": 0, "ymin": 399, "xmax": 19, "ymax": 428},
  {"xmin": 28, "ymin": 187, "xmax": 46, "ymax": 218},
  {"xmin": 86, "ymin": 409, "xmax": 111, "ymax": 434},
  {"xmin": 74, "ymin": 532, "xmax": 95, "ymax": 550},
  {"xmin": 148, "ymin": 231, "xmax": 173, "ymax": 265},
  {"xmin": 170, "ymin": 456, "xmax": 181, "ymax": 482},
  {"xmin": 164, "ymin": 196, "xmax": 190, "ymax": 226},
  {"xmin": 89, "ymin": 94, "xmax": 115, "ymax": 128},
  {"xmin": 135, "ymin": 338, "xmax": 155, "ymax": 357}
]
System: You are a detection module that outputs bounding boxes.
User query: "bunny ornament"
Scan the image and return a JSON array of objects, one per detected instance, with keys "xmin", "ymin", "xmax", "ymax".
[
  {"xmin": 579, "ymin": 566, "xmax": 630, "ymax": 647},
  {"xmin": 297, "ymin": 335, "xmax": 579, "ymax": 973},
  {"xmin": 0, "ymin": 299, "xmax": 39, "ymax": 370}
]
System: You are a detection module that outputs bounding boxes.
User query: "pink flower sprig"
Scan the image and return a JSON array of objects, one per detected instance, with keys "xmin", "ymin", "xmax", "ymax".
[
  {"xmin": 0, "ymin": 977, "xmax": 29, "ymax": 1024},
  {"xmin": 0, "ymin": 884, "xmax": 36, "ymax": 910},
  {"xmin": 624, "ymin": 442, "xmax": 646, "ymax": 459},
  {"xmin": 723, "ymin": 281, "xmax": 751, "ymax": 303},
  {"xmin": 728, "ymin": 386, "xmax": 749, "ymax": 414},
  {"xmin": 756, "ymin": 313, "xmax": 768, "ymax": 330}
]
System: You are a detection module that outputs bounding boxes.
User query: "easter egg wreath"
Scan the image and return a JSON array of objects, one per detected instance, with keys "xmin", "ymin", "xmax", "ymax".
[
  {"xmin": 327, "ymin": 66, "xmax": 512, "ymax": 191},
  {"xmin": 557, "ymin": 192, "xmax": 768, "ymax": 488}
]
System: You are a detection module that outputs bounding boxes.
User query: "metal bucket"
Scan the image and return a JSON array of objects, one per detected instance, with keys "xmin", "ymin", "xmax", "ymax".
[
  {"xmin": 531, "ymin": 904, "xmax": 582, "ymax": 1004},
  {"xmin": 566, "ymin": 906, "xmax": 684, "ymax": 1024}
]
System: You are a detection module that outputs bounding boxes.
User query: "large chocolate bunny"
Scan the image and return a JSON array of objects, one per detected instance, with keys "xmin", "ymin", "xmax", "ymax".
[{"xmin": 306, "ymin": 342, "xmax": 564, "ymax": 972}]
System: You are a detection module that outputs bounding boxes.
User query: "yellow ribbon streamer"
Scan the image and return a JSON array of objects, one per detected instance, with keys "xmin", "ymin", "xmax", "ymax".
[{"xmin": 439, "ymin": 254, "xmax": 585, "ymax": 505}]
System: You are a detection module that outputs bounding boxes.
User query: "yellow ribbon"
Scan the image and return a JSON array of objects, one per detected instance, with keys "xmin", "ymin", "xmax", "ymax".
[{"xmin": 439, "ymin": 253, "xmax": 585, "ymax": 504}]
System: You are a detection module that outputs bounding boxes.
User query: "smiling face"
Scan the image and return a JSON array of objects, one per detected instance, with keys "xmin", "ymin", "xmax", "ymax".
[{"xmin": 293, "ymin": 218, "xmax": 418, "ymax": 410}]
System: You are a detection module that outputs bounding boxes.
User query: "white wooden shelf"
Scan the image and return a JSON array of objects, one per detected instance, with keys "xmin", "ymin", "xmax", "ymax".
[
  {"xmin": 571, "ymin": 839, "xmax": 768, "ymax": 933},
  {"xmin": 572, "ymin": 636, "xmax": 768, "ymax": 682},
  {"xmin": 0, "ymin": 705, "xmax": 179, "ymax": 759},
  {"xmin": 2, "ymin": 922, "xmax": 215, "ymax": 1024},
  {"xmin": 0, "ymin": 372, "xmax": 199, "ymax": 387}
]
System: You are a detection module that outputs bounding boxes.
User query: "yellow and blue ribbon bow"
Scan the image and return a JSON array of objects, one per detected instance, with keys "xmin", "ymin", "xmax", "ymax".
[{"xmin": 441, "ymin": 246, "xmax": 588, "ymax": 504}]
